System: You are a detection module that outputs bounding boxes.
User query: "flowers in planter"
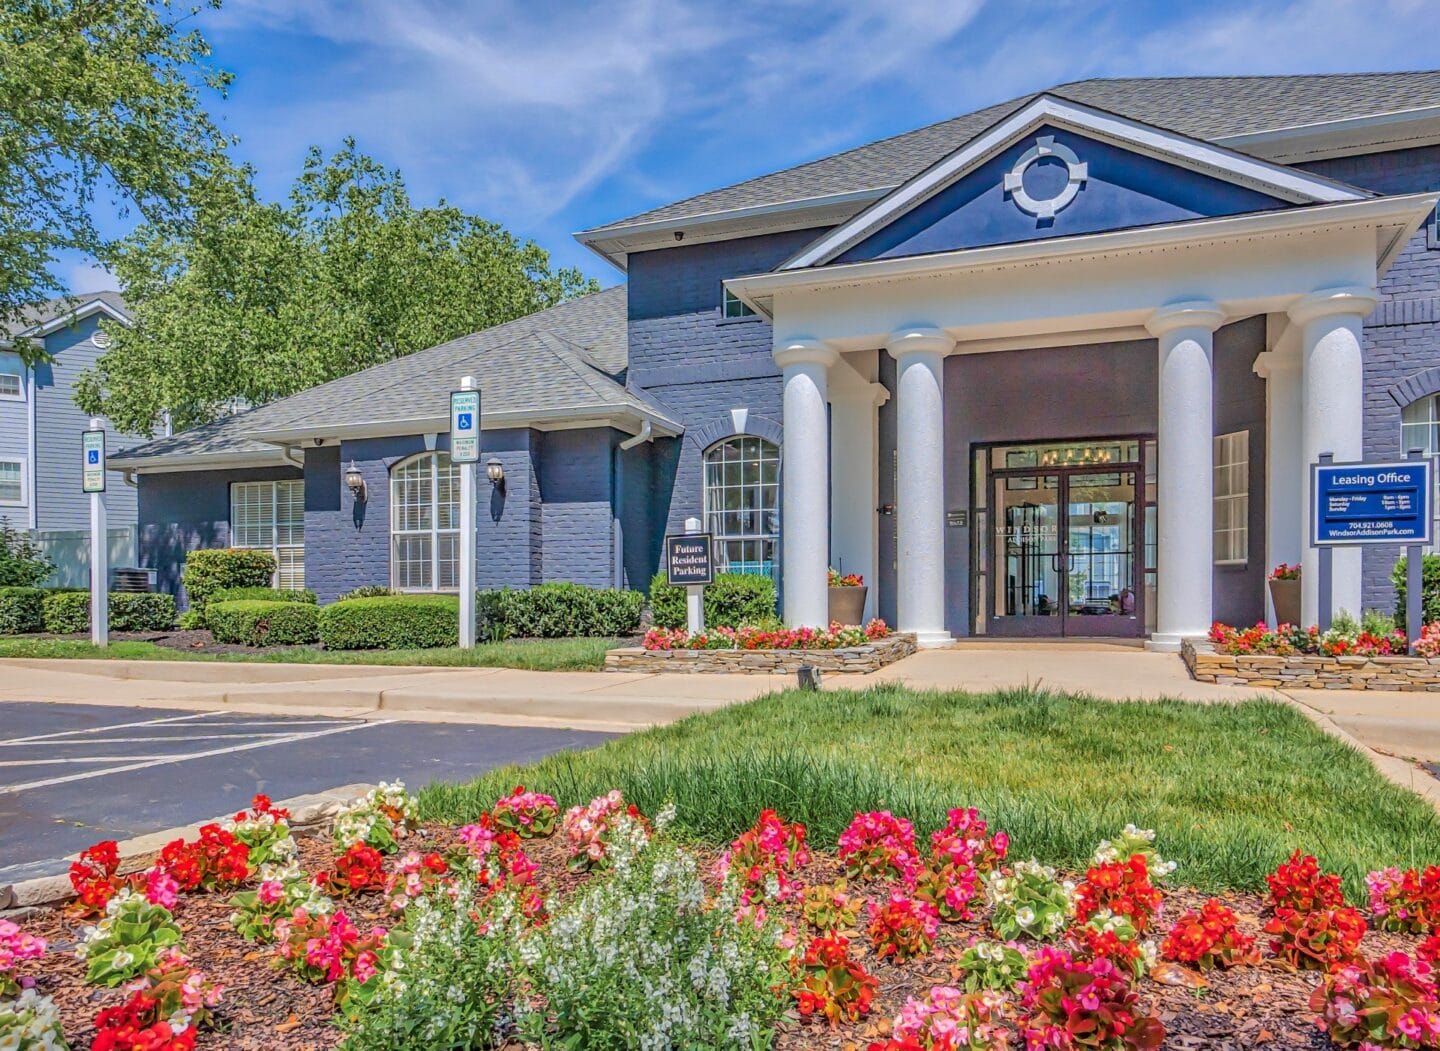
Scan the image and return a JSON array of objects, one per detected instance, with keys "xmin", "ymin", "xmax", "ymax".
[
  {"xmin": 642, "ymin": 619, "xmax": 892, "ymax": 652},
  {"xmin": 1073, "ymin": 855, "xmax": 1164, "ymax": 934},
  {"xmin": 714, "ymin": 808, "xmax": 810, "ymax": 904},
  {"xmin": 866, "ymin": 892, "xmax": 939, "ymax": 960},
  {"xmin": 75, "ymin": 889, "xmax": 183, "ymax": 986},
  {"xmin": 0, "ymin": 919, "xmax": 46, "ymax": 997},
  {"xmin": 828, "ymin": 569, "xmax": 864, "ymax": 587},
  {"xmin": 1209, "ymin": 618, "xmax": 1412, "ymax": 657},
  {"xmin": 838, "ymin": 810, "xmax": 920, "ymax": 883},
  {"xmin": 332, "ymin": 782, "xmax": 418, "ymax": 854},
  {"xmin": 0, "ymin": 989, "xmax": 67, "ymax": 1050},
  {"xmin": 274, "ymin": 908, "xmax": 387, "ymax": 995},
  {"xmin": 224, "ymin": 793, "xmax": 297, "ymax": 868},
  {"xmin": 314, "ymin": 843, "xmax": 388, "ymax": 896},
  {"xmin": 1417, "ymin": 623, "xmax": 1440, "ymax": 658},
  {"xmin": 801, "ymin": 880, "xmax": 863, "ymax": 934},
  {"xmin": 956, "ymin": 938, "xmax": 1029, "ymax": 993},
  {"xmin": 1311, "ymin": 951, "xmax": 1440, "ymax": 1049},
  {"xmin": 1092, "ymin": 824, "xmax": 1176, "ymax": 883},
  {"xmin": 559, "ymin": 790, "xmax": 647, "ymax": 872},
  {"xmin": 1270, "ymin": 563, "xmax": 1301, "ymax": 581},
  {"xmin": 229, "ymin": 863, "xmax": 335, "ymax": 943},
  {"xmin": 490, "ymin": 785, "xmax": 559, "ymax": 838},
  {"xmin": 868, "ymin": 985, "xmax": 1010, "ymax": 1051},
  {"xmin": 792, "ymin": 935, "xmax": 878, "ymax": 1025},
  {"xmin": 156, "ymin": 824, "xmax": 250, "ymax": 892},
  {"xmin": 984, "ymin": 859, "xmax": 1075, "ymax": 941},
  {"xmin": 1017, "ymin": 946, "xmax": 1165, "ymax": 1050},
  {"xmin": 931, "ymin": 807, "xmax": 1009, "ymax": 874},
  {"xmin": 69, "ymin": 839, "xmax": 123, "ymax": 916},
  {"xmin": 1159, "ymin": 898, "xmax": 1257, "ymax": 970},
  {"xmin": 1368, "ymin": 866, "xmax": 1440, "ymax": 934}
]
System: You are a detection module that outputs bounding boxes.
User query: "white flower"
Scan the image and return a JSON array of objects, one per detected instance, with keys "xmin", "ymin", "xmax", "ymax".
[{"xmin": 1014, "ymin": 906, "xmax": 1036, "ymax": 929}]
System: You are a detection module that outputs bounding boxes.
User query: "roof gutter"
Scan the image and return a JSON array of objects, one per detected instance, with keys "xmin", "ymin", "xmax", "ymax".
[
  {"xmin": 618, "ymin": 419, "xmax": 652, "ymax": 450},
  {"xmin": 244, "ymin": 403, "xmax": 684, "ymax": 446},
  {"xmin": 279, "ymin": 444, "xmax": 304, "ymax": 469}
]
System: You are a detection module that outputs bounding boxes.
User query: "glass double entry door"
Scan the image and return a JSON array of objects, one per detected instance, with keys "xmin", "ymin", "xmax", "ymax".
[{"xmin": 987, "ymin": 455, "xmax": 1145, "ymax": 638}]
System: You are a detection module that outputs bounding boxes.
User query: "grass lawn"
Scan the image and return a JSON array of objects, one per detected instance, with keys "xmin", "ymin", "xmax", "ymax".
[
  {"xmin": 420, "ymin": 683, "xmax": 1440, "ymax": 897},
  {"xmin": 0, "ymin": 635, "xmax": 620, "ymax": 671}
]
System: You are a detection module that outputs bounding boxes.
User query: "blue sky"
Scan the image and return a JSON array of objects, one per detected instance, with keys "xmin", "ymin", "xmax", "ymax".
[{"xmin": 65, "ymin": 0, "xmax": 1431, "ymax": 292}]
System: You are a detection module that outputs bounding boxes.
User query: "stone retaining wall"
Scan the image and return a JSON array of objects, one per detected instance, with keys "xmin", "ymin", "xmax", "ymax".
[
  {"xmin": 1183, "ymin": 640, "xmax": 1440, "ymax": 690},
  {"xmin": 604, "ymin": 633, "xmax": 917, "ymax": 674}
]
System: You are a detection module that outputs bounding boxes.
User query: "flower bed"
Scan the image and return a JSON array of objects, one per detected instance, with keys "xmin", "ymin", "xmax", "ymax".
[
  {"xmin": 11, "ymin": 788, "xmax": 1440, "ymax": 1050},
  {"xmin": 606, "ymin": 622, "xmax": 916, "ymax": 674},
  {"xmin": 1185, "ymin": 619, "xmax": 1440, "ymax": 690}
]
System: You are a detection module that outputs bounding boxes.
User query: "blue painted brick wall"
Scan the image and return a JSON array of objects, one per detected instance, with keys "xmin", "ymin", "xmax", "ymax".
[
  {"xmin": 538, "ymin": 428, "xmax": 616, "ymax": 586},
  {"xmin": 1304, "ymin": 146, "xmax": 1440, "ymax": 614}
]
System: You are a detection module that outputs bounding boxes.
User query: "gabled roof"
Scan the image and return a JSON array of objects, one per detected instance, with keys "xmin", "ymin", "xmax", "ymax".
[
  {"xmin": 782, "ymin": 95, "xmax": 1370, "ymax": 271},
  {"xmin": 577, "ymin": 72, "xmax": 1440, "ymax": 266},
  {"xmin": 2, "ymin": 290, "xmax": 130, "ymax": 341},
  {"xmin": 112, "ymin": 286, "xmax": 681, "ymax": 471}
]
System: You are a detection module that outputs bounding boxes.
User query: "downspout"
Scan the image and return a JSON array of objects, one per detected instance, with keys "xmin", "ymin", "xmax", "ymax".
[
  {"xmin": 122, "ymin": 470, "xmax": 138, "ymax": 488},
  {"xmin": 618, "ymin": 420, "xmax": 652, "ymax": 450},
  {"xmin": 614, "ymin": 420, "xmax": 654, "ymax": 588},
  {"xmin": 279, "ymin": 444, "xmax": 304, "ymax": 470}
]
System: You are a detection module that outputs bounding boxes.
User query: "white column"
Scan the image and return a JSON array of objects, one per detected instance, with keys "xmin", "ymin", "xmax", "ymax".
[
  {"xmin": 828, "ymin": 363, "xmax": 888, "ymax": 622},
  {"xmin": 775, "ymin": 339, "xmax": 837, "ymax": 628},
  {"xmin": 1254, "ymin": 344, "xmax": 1303, "ymax": 624},
  {"xmin": 1290, "ymin": 287, "xmax": 1377, "ymax": 625},
  {"xmin": 887, "ymin": 328, "xmax": 954, "ymax": 647},
  {"xmin": 1146, "ymin": 301, "xmax": 1226, "ymax": 650}
]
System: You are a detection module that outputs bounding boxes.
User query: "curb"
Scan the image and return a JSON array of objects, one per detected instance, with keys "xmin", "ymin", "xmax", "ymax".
[{"xmin": 0, "ymin": 782, "xmax": 374, "ymax": 916}]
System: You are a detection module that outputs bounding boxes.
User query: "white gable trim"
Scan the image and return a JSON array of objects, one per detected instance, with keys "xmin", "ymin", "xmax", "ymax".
[
  {"xmin": 782, "ymin": 95, "xmax": 1369, "ymax": 271},
  {"xmin": 7, "ymin": 298, "xmax": 131, "ymax": 341}
]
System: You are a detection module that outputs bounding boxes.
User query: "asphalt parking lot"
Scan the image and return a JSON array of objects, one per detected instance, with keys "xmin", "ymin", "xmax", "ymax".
[{"xmin": 0, "ymin": 701, "xmax": 613, "ymax": 883}]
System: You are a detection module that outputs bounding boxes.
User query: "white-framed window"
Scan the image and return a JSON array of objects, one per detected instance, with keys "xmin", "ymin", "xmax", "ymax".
[
  {"xmin": 0, "ymin": 459, "xmax": 25, "ymax": 505},
  {"xmin": 1402, "ymin": 394, "xmax": 1440, "ymax": 546},
  {"xmin": 230, "ymin": 480, "xmax": 305, "ymax": 589},
  {"xmin": 721, "ymin": 287, "xmax": 757, "ymax": 319},
  {"xmin": 1213, "ymin": 430, "xmax": 1249, "ymax": 565},
  {"xmin": 703, "ymin": 435, "xmax": 779, "ymax": 580},
  {"xmin": 0, "ymin": 373, "xmax": 23, "ymax": 400},
  {"xmin": 391, "ymin": 452, "xmax": 460, "ymax": 591}
]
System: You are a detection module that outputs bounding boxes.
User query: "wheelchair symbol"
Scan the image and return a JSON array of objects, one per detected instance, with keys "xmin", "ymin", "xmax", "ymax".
[{"xmin": 457, "ymin": 412, "xmax": 473, "ymax": 430}]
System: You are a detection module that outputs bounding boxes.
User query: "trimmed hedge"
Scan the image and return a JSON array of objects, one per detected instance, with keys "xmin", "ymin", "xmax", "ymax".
[
  {"xmin": 180, "ymin": 549, "xmax": 277, "ymax": 615},
  {"xmin": 210, "ymin": 586, "xmax": 317, "ymax": 606},
  {"xmin": 339, "ymin": 585, "xmax": 394, "ymax": 601},
  {"xmin": 648, "ymin": 571, "xmax": 777, "ymax": 630},
  {"xmin": 318, "ymin": 594, "xmax": 459, "ymax": 650},
  {"xmin": 1395, "ymin": 554, "xmax": 1440, "ymax": 632},
  {"xmin": 41, "ymin": 591, "xmax": 177, "ymax": 634},
  {"xmin": 476, "ymin": 583, "xmax": 643, "ymax": 639},
  {"xmin": 0, "ymin": 586, "xmax": 43, "ymax": 634},
  {"xmin": 207, "ymin": 599, "xmax": 320, "ymax": 646}
]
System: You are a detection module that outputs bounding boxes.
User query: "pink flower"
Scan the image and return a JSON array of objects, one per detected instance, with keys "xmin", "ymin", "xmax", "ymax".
[
  {"xmin": 257, "ymin": 879, "xmax": 285, "ymax": 906},
  {"xmin": 144, "ymin": 866, "xmax": 180, "ymax": 910}
]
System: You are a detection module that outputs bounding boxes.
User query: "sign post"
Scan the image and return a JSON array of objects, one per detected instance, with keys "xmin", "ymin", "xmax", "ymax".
[
  {"xmin": 1311, "ymin": 453, "xmax": 1434, "ymax": 636},
  {"xmin": 1408, "ymin": 448, "xmax": 1427, "ymax": 653},
  {"xmin": 665, "ymin": 520, "xmax": 713, "ymax": 634},
  {"xmin": 450, "ymin": 379, "xmax": 481, "ymax": 649},
  {"xmin": 82, "ymin": 421, "xmax": 108, "ymax": 648}
]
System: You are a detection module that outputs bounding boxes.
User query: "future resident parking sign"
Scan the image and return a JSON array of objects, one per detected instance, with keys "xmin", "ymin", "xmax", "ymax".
[
  {"xmin": 1312, "ymin": 459, "xmax": 1433, "ymax": 547},
  {"xmin": 450, "ymin": 389, "xmax": 481, "ymax": 464}
]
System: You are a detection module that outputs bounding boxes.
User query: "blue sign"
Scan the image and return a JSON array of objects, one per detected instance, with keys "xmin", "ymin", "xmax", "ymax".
[
  {"xmin": 449, "ymin": 389, "xmax": 481, "ymax": 464},
  {"xmin": 457, "ymin": 412, "xmax": 473, "ymax": 431},
  {"xmin": 1312, "ymin": 459, "xmax": 1433, "ymax": 546}
]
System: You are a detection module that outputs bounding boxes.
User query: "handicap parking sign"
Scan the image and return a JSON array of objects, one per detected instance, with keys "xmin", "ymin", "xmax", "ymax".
[
  {"xmin": 449, "ymin": 388, "xmax": 481, "ymax": 463},
  {"xmin": 457, "ymin": 412, "xmax": 473, "ymax": 431},
  {"xmin": 87, "ymin": 450, "xmax": 99, "ymax": 464}
]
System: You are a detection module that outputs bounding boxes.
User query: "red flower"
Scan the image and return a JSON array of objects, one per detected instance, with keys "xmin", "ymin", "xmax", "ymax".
[
  {"xmin": 792, "ymin": 935, "xmax": 878, "ymax": 1025},
  {"xmin": 1266, "ymin": 850, "xmax": 1345, "ymax": 913},
  {"xmin": 1074, "ymin": 855, "xmax": 1163, "ymax": 934},
  {"xmin": 1159, "ymin": 898, "xmax": 1257, "ymax": 970},
  {"xmin": 69, "ymin": 840, "xmax": 122, "ymax": 915}
]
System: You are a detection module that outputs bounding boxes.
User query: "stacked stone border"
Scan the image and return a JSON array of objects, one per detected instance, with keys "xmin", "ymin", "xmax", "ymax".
[
  {"xmin": 1183, "ymin": 640, "xmax": 1440, "ymax": 691},
  {"xmin": 604, "ymin": 633, "xmax": 917, "ymax": 674}
]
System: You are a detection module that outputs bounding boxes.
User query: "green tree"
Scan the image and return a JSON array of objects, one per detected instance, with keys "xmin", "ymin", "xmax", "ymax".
[
  {"xmin": 75, "ymin": 141, "xmax": 600, "ymax": 434},
  {"xmin": 0, "ymin": 0, "xmax": 231, "ymax": 361}
]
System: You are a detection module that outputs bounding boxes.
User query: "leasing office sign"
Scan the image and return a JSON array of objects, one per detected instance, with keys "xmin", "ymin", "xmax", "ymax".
[{"xmin": 1312, "ymin": 460, "xmax": 1433, "ymax": 546}]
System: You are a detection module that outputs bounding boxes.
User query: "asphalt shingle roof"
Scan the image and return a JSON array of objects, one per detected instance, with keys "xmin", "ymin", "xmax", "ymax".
[
  {"xmin": 584, "ymin": 72, "xmax": 1440, "ymax": 234},
  {"xmin": 113, "ymin": 286, "xmax": 674, "ymax": 466},
  {"xmin": 4, "ymin": 290, "xmax": 129, "ymax": 337}
]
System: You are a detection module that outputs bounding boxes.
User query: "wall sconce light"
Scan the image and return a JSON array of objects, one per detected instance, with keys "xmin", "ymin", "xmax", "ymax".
[
  {"xmin": 344, "ymin": 460, "xmax": 367, "ymax": 501},
  {"xmin": 486, "ymin": 457, "xmax": 506, "ymax": 490}
]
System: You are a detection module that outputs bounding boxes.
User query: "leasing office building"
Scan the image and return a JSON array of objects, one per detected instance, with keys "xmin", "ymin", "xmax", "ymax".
[{"xmin": 114, "ymin": 73, "xmax": 1440, "ymax": 647}]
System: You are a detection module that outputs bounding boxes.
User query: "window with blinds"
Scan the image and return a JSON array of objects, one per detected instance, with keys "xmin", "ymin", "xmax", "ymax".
[
  {"xmin": 230, "ymin": 480, "xmax": 305, "ymax": 589},
  {"xmin": 0, "ymin": 460, "xmax": 24, "ymax": 505},
  {"xmin": 390, "ymin": 452, "xmax": 460, "ymax": 591},
  {"xmin": 1212, "ymin": 431, "xmax": 1249, "ymax": 566}
]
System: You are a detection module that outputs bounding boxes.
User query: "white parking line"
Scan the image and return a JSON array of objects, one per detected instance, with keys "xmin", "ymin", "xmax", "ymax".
[
  {"xmin": 0, "ymin": 720, "xmax": 388, "ymax": 794},
  {"xmin": 0, "ymin": 756, "xmax": 215, "ymax": 767},
  {"xmin": 2, "ymin": 710, "xmax": 224, "ymax": 745},
  {"xmin": 0, "ymin": 731, "xmax": 320, "ymax": 747}
]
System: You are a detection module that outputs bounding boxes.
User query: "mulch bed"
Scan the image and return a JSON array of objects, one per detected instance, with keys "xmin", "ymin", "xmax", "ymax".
[
  {"xmin": 36, "ymin": 629, "xmax": 306, "ymax": 656},
  {"xmin": 18, "ymin": 823, "xmax": 1418, "ymax": 1049}
]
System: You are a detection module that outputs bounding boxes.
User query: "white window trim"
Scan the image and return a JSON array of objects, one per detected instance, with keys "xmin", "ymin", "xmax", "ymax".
[
  {"xmin": 1213, "ymin": 430, "xmax": 1249, "ymax": 566},
  {"xmin": 0, "ymin": 457, "xmax": 27, "ymax": 506},
  {"xmin": 0, "ymin": 372, "xmax": 25, "ymax": 401},
  {"xmin": 1401, "ymin": 395, "xmax": 1440, "ymax": 551},
  {"xmin": 390, "ymin": 452, "xmax": 460, "ymax": 592},
  {"xmin": 229, "ymin": 479, "xmax": 305, "ymax": 588},
  {"xmin": 702, "ymin": 435, "xmax": 780, "ymax": 579},
  {"xmin": 721, "ymin": 287, "xmax": 757, "ymax": 320}
]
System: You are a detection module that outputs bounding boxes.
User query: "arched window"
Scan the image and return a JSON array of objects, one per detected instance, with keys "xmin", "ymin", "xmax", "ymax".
[
  {"xmin": 703, "ymin": 435, "xmax": 779, "ymax": 579},
  {"xmin": 1402, "ymin": 395, "xmax": 1440, "ymax": 548},
  {"xmin": 391, "ymin": 452, "xmax": 460, "ymax": 591}
]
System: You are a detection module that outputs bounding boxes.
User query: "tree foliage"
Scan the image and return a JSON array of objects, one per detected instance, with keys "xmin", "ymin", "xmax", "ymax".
[
  {"xmin": 76, "ymin": 141, "xmax": 599, "ymax": 434},
  {"xmin": 0, "ymin": 0, "xmax": 231, "ymax": 361}
]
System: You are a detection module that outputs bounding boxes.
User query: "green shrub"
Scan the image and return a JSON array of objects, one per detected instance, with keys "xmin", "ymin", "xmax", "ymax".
[
  {"xmin": 180, "ymin": 548, "xmax": 277, "ymax": 616},
  {"xmin": 339, "ymin": 584, "xmax": 394, "ymax": 600},
  {"xmin": 210, "ymin": 586, "xmax": 317, "ymax": 606},
  {"xmin": 0, "ymin": 519, "xmax": 53, "ymax": 587},
  {"xmin": 207, "ymin": 599, "xmax": 319, "ymax": 646},
  {"xmin": 0, "ymin": 586, "xmax": 43, "ymax": 634},
  {"xmin": 477, "ymin": 583, "xmax": 644, "ymax": 639},
  {"xmin": 319, "ymin": 594, "xmax": 458, "ymax": 650},
  {"xmin": 42, "ymin": 591, "xmax": 177, "ymax": 633},
  {"xmin": 648, "ymin": 571, "xmax": 777, "ymax": 629},
  {"xmin": 1394, "ymin": 554, "xmax": 1440, "ymax": 631}
]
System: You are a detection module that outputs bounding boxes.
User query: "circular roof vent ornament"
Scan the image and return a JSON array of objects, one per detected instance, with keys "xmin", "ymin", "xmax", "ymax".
[
  {"xmin": 92, "ymin": 330, "xmax": 113, "ymax": 349},
  {"xmin": 1003, "ymin": 135, "xmax": 1087, "ymax": 219}
]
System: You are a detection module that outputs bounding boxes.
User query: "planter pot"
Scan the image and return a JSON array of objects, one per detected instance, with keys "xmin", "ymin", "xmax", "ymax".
[
  {"xmin": 1269, "ymin": 577, "xmax": 1301, "ymax": 627},
  {"xmin": 828, "ymin": 585, "xmax": 868, "ymax": 626}
]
